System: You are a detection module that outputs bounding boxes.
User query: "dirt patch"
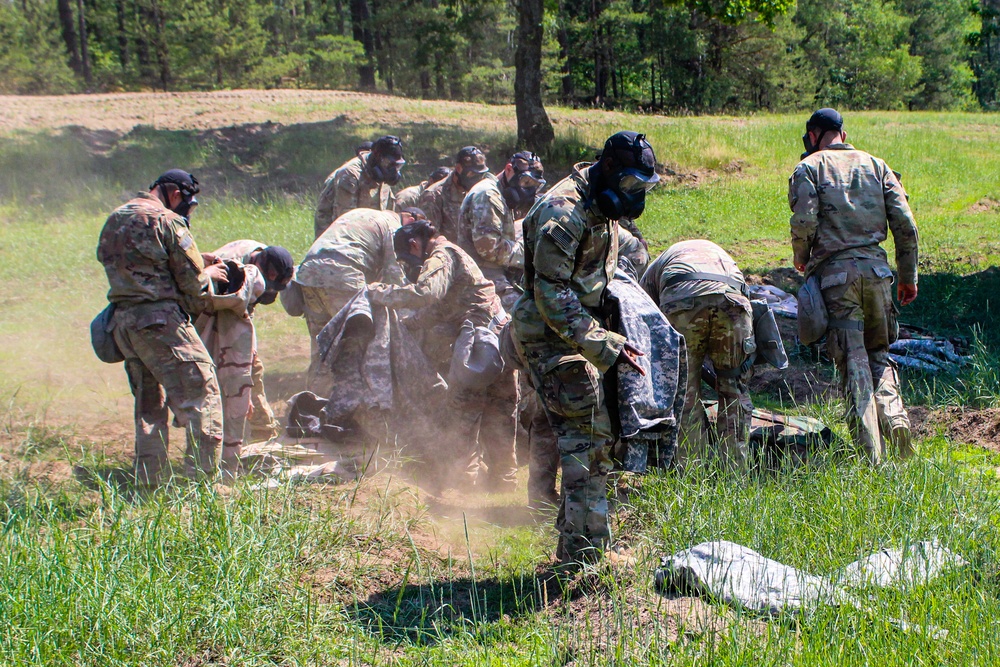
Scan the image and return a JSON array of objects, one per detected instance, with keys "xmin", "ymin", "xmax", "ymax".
[
  {"xmin": 746, "ymin": 267, "xmax": 804, "ymax": 294},
  {"xmin": 910, "ymin": 405, "xmax": 1000, "ymax": 452},
  {"xmin": 968, "ymin": 198, "xmax": 1000, "ymax": 214},
  {"xmin": 657, "ymin": 159, "xmax": 747, "ymax": 187}
]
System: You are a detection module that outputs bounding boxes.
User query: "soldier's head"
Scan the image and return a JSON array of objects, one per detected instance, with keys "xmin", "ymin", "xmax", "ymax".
[
  {"xmin": 590, "ymin": 132, "xmax": 659, "ymax": 221},
  {"xmin": 355, "ymin": 140, "xmax": 374, "ymax": 156},
  {"xmin": 428, "ymin": 166, "xmax": 452, "ymax": 185},
  {"xmin": 393, "ymin": 219, "xmax": 438, "ymax": 282},
  {"xmin": 501, "ymin": 151, "xmax": 545, "ymax": 216},
  {"xmin": 802, "ymin": 108, "xmax": 845, "ymax": 157},
  {"xmin": 150, "ymin": 169, "xmax": 200, "ymax": 220},
  {"xmin": 251, "ymin": 245, "xmax": 295, "ymax": 304},
  {"xmin": 399, "ymin": 207, "xmax": 428, "ymax": 227},
  {"xmin": 367, "ymin": 135, "xmax": 406, "ymax": 186},
  {"xmin": 453, "ymin": 146, "xmax": 490, "ymax": 191}
]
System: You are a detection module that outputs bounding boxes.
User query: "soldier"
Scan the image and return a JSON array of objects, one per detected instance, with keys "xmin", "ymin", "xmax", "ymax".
[
  {"xmin": 789, "ymin": 108, "xmax": 919, "ymax": 463},
  {"xmin": 97, "ymin": 169, "xmax": 227, "ymax": 484},
  {"xmin": 212, "ymin": 240, "xmax": 295, "ymax": 441},
  {"xmin": 395, "ymin": 166, "xmax": 452, "ymax": 212},
  {"xmin": 420, "ymin": 146, "xmax": 491, "ymax": 243},
  {"xmin": 368, "ymin": 221, "xmax": 518, "ymax": 491},
  {"xmin": 314, "ymin": 135, "xmax": 405, "ymax": 237},
  {"xmin": 458, "ymin": 152, "xmax": 545, "ymax": 310},
  {"xmin": 511, "ymin": 131, "xmax": 658, "ymax": 564},
  {"xmin": 641, "ymin": 240, "xmax": 753, "ymax": 471},
  {"xmin": 294, "ymin": 208, "xmax": 425, "ymax": 393}
]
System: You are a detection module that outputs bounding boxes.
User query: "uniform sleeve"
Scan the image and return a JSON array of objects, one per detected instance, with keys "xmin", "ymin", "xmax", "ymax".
[
  {"xmin": 789, "ymin": 163, "xmax": 819, "ymax": 268},
  {"xmin": 418, "ymin": 188, "xmax": 443, "ymax": 230},
  {"xmin": 532, "ymin": 210, "xmax": 625, "ymax": 372},
  {"xmin": 164, "ymin": 217, "xmax": 211, "ymax": 313},
  {"xmin": 617, "ymin": 227, "xmax": 649, "ymax": 279},
  {"xmin": 379, "ymin": 227, "xmax": 406, "ymax": 286},
  {"xmin": 314, "ymin": 173, "xmax": 339, "ymax": 237},
  {"xmin": 332, "ymin": 169, "xmax": 360, "ymax": 221},
  {"xmin": 882, "ymin": 166, "xmax": 920, "ymax": 285},
  {"xmin": 369, "ymin": 250, "xmax": 452, "ymax": 313},
  {"xmin": 471, "ymin": 189, "xmax": 523, "ymax": 268}
]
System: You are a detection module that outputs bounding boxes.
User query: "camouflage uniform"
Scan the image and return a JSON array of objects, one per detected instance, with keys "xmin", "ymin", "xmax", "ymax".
[
  {"xmin": 511, "ymin": 162, "xmax": 626, "ymax": 563},
  {"xmin": 214, "ymin": 239, "xmax": 279, "ymax": 438},
  {"xmin": 97, "ymin": 192, "xmax": 223, "ymax": 482},
  {"xmin": 368, "ymin": 236, "xmax": 518, "ymax": 489},
  {"xmin": 297, "ymin": 209, "xmax": 405, "ymax": 393},
  {"xmin": 195, "ymin": 264, "xmax": 265, "ymax": 463},
  {"xmin": 393, "ymin": 181, "xmax": 427, "ymax": 212},
  {"xmin": 789, "ymin": 143, "xmax": 919, "ymax": 462},
  {"xmin": 420, "ymin": 174, "xmax": 495, "ymax": 245},
  {"xmin": 457, "ymin": 176, "xmax": 524, "ymax": 311},
  {"xmin": 314, "ymin": 151, "xmax": 395, "ymax": 238},
  {"xmin": 617, "ymin": 227, "xmax": 650, "ymax": 280},
  {"xmin": 641, "ymin": 240, "xmax": 753, "ymax": 471}
]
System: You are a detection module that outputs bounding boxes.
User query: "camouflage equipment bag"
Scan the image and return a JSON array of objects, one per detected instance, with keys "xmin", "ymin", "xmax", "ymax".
[
  {"xmin": 449, "ymin": 319, "xmax": 504, "ymax": 391},
  {"xmin": 751, "ymin": 299, "xmax": 788, "ymax": 369},
  {"xmin": 797, "ymin": 274, "xmax": 828, "ymax": 345},
  {"xmin": 90, "ymin": 303, "xmax": 124, "ymax": 364}
]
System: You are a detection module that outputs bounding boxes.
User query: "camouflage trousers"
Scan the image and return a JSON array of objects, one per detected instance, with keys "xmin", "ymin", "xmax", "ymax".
[
  {"xmin": 525, "ymin": 392, "xmax": 559, "ymax": 508},
  {"xmin": 112, "ymin": 301, "xmax": 223, "ymax": 483},
  {"xmin": 248, "ymin": 353, "xmax": 279, "ymax": 438},
  {"xmin": 446, "ymin": 367, "xmax": 519, "ymax": 490},
  {"xmin": 821, "ymin": 258, "xmax": 911, "ymax": 463},
  {"xmin": 665, "ymin": 292, "xmax": 753, "ymax": 472},
  {"xmin": 519, "ymin": 340, "xmax": 614, "ymax": 563},
  {"xmin": 301, "ymin": 285, "xmax": 356, "ymax": 396}
]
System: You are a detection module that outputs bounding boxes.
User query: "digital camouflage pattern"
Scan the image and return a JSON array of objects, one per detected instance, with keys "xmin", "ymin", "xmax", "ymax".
[
  {"xmin": 393, "ymin": 181, "xmax": 427, "ymax": 211},
  {"xmin": 458, "ymin": 176, "xmax": 525, "ymax": 310},
  {"xmin": 789, "ymin": 143, "xmax": 919, "ymax": 285},
  {"xmin": 789, "ymin": 144, "xmax": 917, "ymax": 463},
  {"xmin": 297, "ymin": 209, "xmax": 404, "ymax": 291},
  {"xmin": 419, "ymin": 173, "xmax": 495, "ymax": 244},
  {"xmin": 511, "ymin": 162, "xmax": 626, "ymax": 563},
  {"xmin": 196, "ymin": 264, "xmax": 266, "ymax": 461},
  {"xmin": 616, "ymin": 226, "xmax": 649, "ymax": 281},
  {"xmin": 644, "ymin": 241, "xmax": 752, "ymax": 470},
  {"xmin": 368, "ymin": 237, "xmax": 515, "ymax": 489},
  {"xmin": 214, "ymin": 239, "xmax": 265, "ymax": 265},
  {"xmin": 98, "ymin": 192, "xmax": 222, "ymax": 482},
  {"xmin": 314, "ymin": 151, "xmax": 395, "ymax": 238}
]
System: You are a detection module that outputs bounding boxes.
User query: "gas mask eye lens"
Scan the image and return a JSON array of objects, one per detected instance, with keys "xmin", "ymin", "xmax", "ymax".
[
  {"xmin": 616, "ymin": 169, "xmax": 659, "ymax": 194},
  {"xmin": 515, "ymin": 171, "xmax": 545, "ymax": 189}
]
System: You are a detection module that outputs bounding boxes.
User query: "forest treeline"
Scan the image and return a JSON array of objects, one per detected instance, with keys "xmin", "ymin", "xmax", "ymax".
[{"xmin": 3, "ymin": 0, "xmax": 1000, "ymax": 112}]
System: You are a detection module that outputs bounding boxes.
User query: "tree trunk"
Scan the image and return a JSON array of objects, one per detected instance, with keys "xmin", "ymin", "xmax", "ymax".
[
  {"xmin": 116, "ymin": 0, "xmax": 129, "ymax": 68},
  {"xmin": 349, "ymin": 0, "xmax": 376, "ymax": 89},
  {"xmin": 514, "ymin": 0, "xmax": 554, "ymax": 151},
  {"xmin": 77, "ymin": 0, "xmax": 92, "ymax": 84},
  {"xmin": 57, "ymin": 0, "xmax": 82, "ymax": 76},
  {"xmin": 557, "ymin": 19, "xmax": 573, "ymax": 103}
]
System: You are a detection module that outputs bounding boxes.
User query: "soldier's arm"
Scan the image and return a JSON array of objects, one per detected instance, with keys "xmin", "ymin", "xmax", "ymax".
[
  {"xmin": 471, "ymin": 190, "xmax": 523, "ymax": 268},
  {"xmin": 882, "ymin": 166, "xmax": 919, "ymax": 285},
  {"xmin": 533, "ymin": 212, "xmax": 626, "ymax": 372},
  {"xmin": 164, "ymin": 216, "xmax": 212, "ymax": 313},
  {"xmin": 368, "ymin": 252, "xmax": 452, "ymax": 311},
  {"xmin": 332, "ymin": 169, "xmax": 360, "ymax": 220},
  {"xmin": 617, "ymin": 227, "xmax": 649, "ymax": 279},
  {"xmin": 314, "ymin": 174, "xmax": 339, "ymax": 236},
  {"xmin": 418, "ymin": 189, "xmax": 443, "ymax": 229},
  {"xmin": 379, "ymin": 228, "xmax": 406, "ymax": 286},
  {"xmin": 788, "ymin": 163, "xmax": 819, "ymax": 269}
]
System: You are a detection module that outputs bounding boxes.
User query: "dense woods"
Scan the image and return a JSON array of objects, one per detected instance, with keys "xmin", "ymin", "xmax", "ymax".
[{"xmin": 0, "ymin": 0, "xmax": 991, "ymax": 112}]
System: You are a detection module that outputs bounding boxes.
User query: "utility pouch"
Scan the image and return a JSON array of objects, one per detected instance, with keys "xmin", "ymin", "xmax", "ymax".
[
  {"xmin": 449, "ymin": 320, "xmax": 505, "ymax": 391},
  {"xmin": 498, "ymin": 320, "xmax": 526, "ymax": 372},
  {"xmin": 751, "ymin": 299, "xmax": 789, "ymax": 369},
  {"xmin": 796, "ymin": 274, "xmax": 828, "ymax": 346},
  {"xmin": 91, "ymin": 303, "xmax": 125, "ymax": 364}
]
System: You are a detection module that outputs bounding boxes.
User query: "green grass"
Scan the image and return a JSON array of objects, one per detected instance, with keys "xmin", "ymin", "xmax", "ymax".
[{"xmin": 3, "ymin": 97, "xmax": 1000, "ymax": 665}]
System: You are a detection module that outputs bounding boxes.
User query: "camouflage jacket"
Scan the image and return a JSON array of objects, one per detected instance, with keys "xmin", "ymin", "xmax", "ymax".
[
  {"xmin": 97, "ymin": 192, "xmax": 210, "ymax": 314},
  {"xmin": 789, "ymin": 143, "xmax": 919, "ymax": 285},
  {"xmin": 393, "ymin": 182, "xmax": 426, "ymax": 211},
  {"xmin": 458, "ymin": 176, "xmax": 524, "ymax": 271},
  {"xmin": 368, "ymin": 236, "xmax": 502, "ymax": 348},
  {"xmin": 641, "ymin": 239, "xmax": 746, "ymax": 307},
  {"xmin": 617, "ymin": 227, "xmax": 649, "ymax": 280},
  {"xmin": 420, "ymin": 174, "xmax": 493, "ymax": 243},
  {"xmin": 214, "ymin": 239, "xmax": 265, "ymax": 265},
  {"xmin": 314, "ymin": 151, "xmax": 395, "ymax": 237},
  {"xmin": 296, "ymin": 209, "xmax": 404, "ymax": 290},
  {"xmin": 510, "ymin": 162, "xmax": 626, "ymax": 372}
]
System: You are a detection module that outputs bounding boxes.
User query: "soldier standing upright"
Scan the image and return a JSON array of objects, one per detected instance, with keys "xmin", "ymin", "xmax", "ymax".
[
  {"xmin": 97, "ymin": 170, "xmax": 228, "ymax": 484},
  {"xmin": 420, "ymin": 146, "xmax": 492, "ymax": 242},
  {"xmin": 641, "ymin": 240, "xmax": 754, "ymax": 471},
  {"xmin": 314, "ymin": 135, "xmax": 405, "ymax": 237},
  {"xmin": 511, "ymin": 132, "xmax": 658, "ymax": 564},
  {"xmin": 789, "ymin": 108, "xmax": 919, "ymax": 463}
]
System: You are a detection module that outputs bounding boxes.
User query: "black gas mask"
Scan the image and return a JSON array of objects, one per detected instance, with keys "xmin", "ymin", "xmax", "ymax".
[
  {"xmin": 369, "ymin": 136, "xmax": 405, "ymax": 186},
  {"xmin": 396, "ymin": 252, "xmax": 425, "ymax": 283},
  {"xmin": 172, "ymin": 194, "xmax": 198, "ymax": 220},
  {"xmin": 151, "ymin": 169, "xmax": 200, "ymax": 222},
  {"xmin": 590, "ymin": 132, "xmax": 659, "ymax": 221},
  {"xmin": 801, "ymin": 108, "xmax": 844, "ymax": 158},
  {"xmin": 503, "ymin": 170, "xmax": 545, "ymax": 214},
  {"xmin": 393, "ymin": 220, "xmax": 434, "ymax": 283}
]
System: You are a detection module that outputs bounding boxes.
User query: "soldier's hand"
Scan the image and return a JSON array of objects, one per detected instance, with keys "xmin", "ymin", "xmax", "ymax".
[
  {"xmin": 367, "ymin": 283, "xmax": 389, "ymax": 305},
  {"xmin": 898, "ymin": 283, "xmax": 918, "ymax": 306},
  {"xmin": 205, "ymin": 263, "xmax": 229, "ymax": 284},
  {"xmin": 202, "ymin": 252, "xmax": 221, "ymax": 265},
  {"xmin": 616, "ymin": 342, "xmax": 646, "ymax": 376}
]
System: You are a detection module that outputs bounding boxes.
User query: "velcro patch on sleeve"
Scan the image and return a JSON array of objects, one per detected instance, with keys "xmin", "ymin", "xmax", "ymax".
[
  {"xmin": 179, "ymin": 233, "xmax": 194, "ymax": 251},
  {"xmin": 546, "ymin": 224, "xmax": 576, "ymax": 254}
]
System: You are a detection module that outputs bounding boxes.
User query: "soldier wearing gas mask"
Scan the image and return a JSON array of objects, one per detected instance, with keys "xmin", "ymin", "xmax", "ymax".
[
  {"xmin": 511, "ymin": 131, "xmax": 659, "ymax": 565},
  {"xmin": 420, "ymin": 146, "xmax": 492, "ymax": 244},
  {"xmin": 314, "ymin": 135, "xmax": 404, "ymax": 238},
  {"xmin": 457, "ymin": 151, "xmax": 545, "ymax": 311},
  {"xmin": 394, "ymin": 166, "xmax": 453, "ymax": 212}
]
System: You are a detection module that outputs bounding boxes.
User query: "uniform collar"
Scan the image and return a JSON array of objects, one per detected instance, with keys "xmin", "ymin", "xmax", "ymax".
[{"xmin": 824, "ymin": 143, "xmax": 855, "ymax": 151}]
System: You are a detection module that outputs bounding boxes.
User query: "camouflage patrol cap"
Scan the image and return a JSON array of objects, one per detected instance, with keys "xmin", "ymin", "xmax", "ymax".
[
  {"xmin": 806, "ymin": 108, "xmax": 843, "ymax": 133},
  {"xmin": 455, "ymin": 146, "xmax": 489, "ymax": 174},
  {"xmin": 599, "ymin": 132, "xmax": 656, "ymax": 175},
  {"xmin": 401, "ymin": 206, "xmax": 428, "ymax": 222},
  {"xmin": 259, "ymin": 245, "xmax": 295, "ymax": 284},
  {"xmin": 428, "ymin": 166, "xmax": 452, "ymax": 183},
  {"xmin": 151, "ymin": 169, "xmax": 199, "ymax": 197}
]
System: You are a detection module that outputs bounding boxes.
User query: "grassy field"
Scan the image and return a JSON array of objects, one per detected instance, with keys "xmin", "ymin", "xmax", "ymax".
[{"xmin": 2, "ymin": 91, "xmax": 1000, "ymax": 665}]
